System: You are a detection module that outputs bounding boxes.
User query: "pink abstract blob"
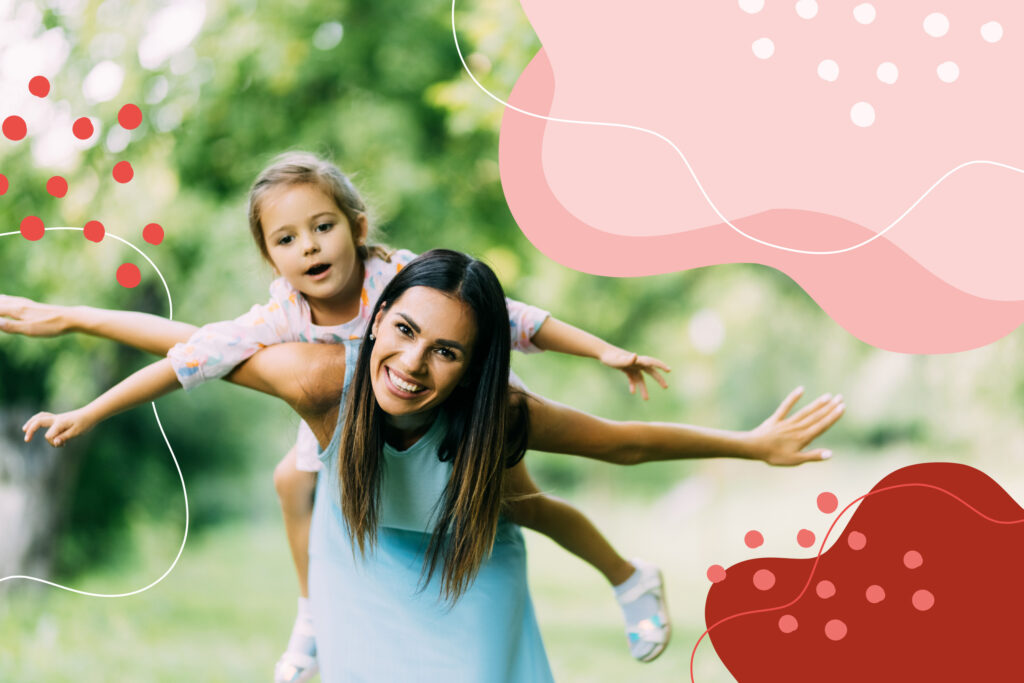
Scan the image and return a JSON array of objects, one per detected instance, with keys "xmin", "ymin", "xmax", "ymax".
[
  {"xmin": 904, "ymin": 550, "xmax": 924, "ymax": 569},
  {"xmin": 72, "ymin": 117, "xmax": 93, "ymax": 140},
  {"xmin": 847, "ymin": 531, "xmax": 867, "ymax": 551},
  {"xmin": 797, "ymin": 529, "xmax": 816, "ymax": 548},
  {"xmin": 744, "ymin": 530, "xmax": 764, "ymax": 549},
  {"xmin": 116, "ymin": 263, "xmax": 141, "ymax": 288},
  {"xmin": 778, "ymin": 614, "xmax": 798, "ymax": 634},
  {"xmin": 118, "ymin": 103, "xmax": 142, "ymax": 130},
  {"xmin": 824, "ymin": 619, "xmax": 848, "ymax": 642},
  {"xmin": 83, "ymin": 220, "xmax": 105, "ymax": 243},
  {"xmin": 865, "ymin": 585, "xmax": 886, "ymax": 604},
  {"xmin": 112, "ymin": 161, "xmax": 134, "ymax": 184},
  {"xmin": 912, "ymin": 589, "xmax": 935, "ymax": 612},
  {"xmin": 143, "ymin": 222, "xmax": 164, "ymax": 245},
  {"xmin": 28, "ymin": 76, "xmax": 50, "ymax": 98},
  {"xmin": 753, "ymin": 569, "xmax": 775, "ymax": 591},
  {"xmin": 707, "ymin": 565, "xmax": 727, "ymax": 584},
  {"xmin": 46, "ymin": 176, "xmax": 68, "ymax": 198},
  {"xmin": 816, "ymin": 580, "xmax": 836, "ymax": 599},
  {"xmin": 817, "ymin": 492, "xmax": 839, "ymax": 514},
  {"xmin": 3, "ymin": 116, "xmax": 27, "ymax": 141},
  {"xmin": 20, "ymin": 216, "xmax": 44, "ymax": 241}
]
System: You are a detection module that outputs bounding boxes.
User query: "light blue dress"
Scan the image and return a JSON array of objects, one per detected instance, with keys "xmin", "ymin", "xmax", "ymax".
[{"xmin": 308, "ymin": 341, "xmax": 553, "ymax": 682}]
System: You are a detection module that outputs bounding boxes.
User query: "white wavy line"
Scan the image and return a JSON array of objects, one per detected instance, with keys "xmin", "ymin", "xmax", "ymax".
[
  {"xmin": 1, "ymin": 227, "xmax": 188, "ymax": 598},
  {"xmin": 452, "ymin": 0, "xmax": 1024, "ymax": 256}
]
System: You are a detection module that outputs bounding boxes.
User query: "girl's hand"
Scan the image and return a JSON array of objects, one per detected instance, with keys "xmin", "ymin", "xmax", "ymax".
[
  {"xmin": 599, "ymin": 347, "xmax": 671, "ymax": 400},
  {"xmin": 748, "ymin": 387, "xmax": 844, "ymax": 466},
  {"xmin": 0, "ymin": 295, "xmax": 69, "ymax": 337},
  {"xmin": 22, "ymin": 409, "xmax": 95, "ymax": 447}
]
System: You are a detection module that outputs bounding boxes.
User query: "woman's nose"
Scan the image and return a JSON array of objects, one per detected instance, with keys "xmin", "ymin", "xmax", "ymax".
[{"xmin": 399, "ymin": 344, "xmax": 428, "ymax": 374}]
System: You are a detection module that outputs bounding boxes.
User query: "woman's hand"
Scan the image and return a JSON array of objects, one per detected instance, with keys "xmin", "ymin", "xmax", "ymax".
[
  {"xmin": 22, "ymin": 408, "xmax": 96, "ymax": 447},
  {"xmin": 599, "ymin": 347, "xmax": 671, "ymax": 400},
  {"xmin": 0, "ymin": 295, "xmax": 70, "ymax": 337},
  {"xmin": 748, "ymin": 387, "xmax": 844, "ymax": 466}
]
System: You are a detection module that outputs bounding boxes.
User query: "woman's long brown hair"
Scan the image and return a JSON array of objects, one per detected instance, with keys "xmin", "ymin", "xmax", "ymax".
[{"xmin": 339, "ymin": 249, "xmax": 528, "ymax": 602}]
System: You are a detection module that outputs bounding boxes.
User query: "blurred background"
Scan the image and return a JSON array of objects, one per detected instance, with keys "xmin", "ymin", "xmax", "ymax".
[{"xmin": 2, "ymin": 0, "xmax": 1023, "ymax": 680}]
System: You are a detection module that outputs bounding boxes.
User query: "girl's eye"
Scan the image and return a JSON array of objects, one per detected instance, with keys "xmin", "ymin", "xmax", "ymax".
[
  {"xmin": 278, "ymin": 235, "xmax": 294, "ymax": 245},
  {"xmin": 315, "ymin": 222, "xmax": 334, "ymax": 233}
]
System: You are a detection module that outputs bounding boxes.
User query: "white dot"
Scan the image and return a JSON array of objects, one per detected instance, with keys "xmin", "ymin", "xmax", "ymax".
[
  {"xmin": 937, "ymin": 61, "xmax": 960, "ymax": 83},
  {"xmin": 876, "ymin": 62, "xmax": 899, "ymax": 84},
  {"xmin": 795, "ymin": 0, "xmax": 818, "ymax": 19},
  {"xmin": 980, "ymin": 21, "xmax": 1003, "ymax": 43},
  {"xmin": 853, "ymin": 3, "xmax": 876, "ymax": 25},
  {"xmin": 924, "ymin": 13, "xmax": 949, "ymax": 37},
  {"xmin": 850, "ymin": 101, "xmax": 875, "ymax": 127},
  {"xmin": 817, "ymin": 59, "xmax": 839, "ymax": 82},
  {"xmin": 752, "ymin": 37, "xmax": 775, "ymax": 59},
  {"xmin": 739, "ymin": 0, "xmax": 765, "ymax": 14}
]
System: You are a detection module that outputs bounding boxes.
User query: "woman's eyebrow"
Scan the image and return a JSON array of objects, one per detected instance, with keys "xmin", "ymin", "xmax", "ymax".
[{"xmin": 396, "ymin": 312, "xmax": 466, "ymax": 353}]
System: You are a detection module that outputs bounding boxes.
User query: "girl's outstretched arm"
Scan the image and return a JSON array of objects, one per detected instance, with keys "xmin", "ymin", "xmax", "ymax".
[
  {"xmin": 525, "ymin": 387, "xmax": 844, "ymax": 466},
  {"xmin": 0, "ymin": 294, "xmax": 196, "ymax": 355}
]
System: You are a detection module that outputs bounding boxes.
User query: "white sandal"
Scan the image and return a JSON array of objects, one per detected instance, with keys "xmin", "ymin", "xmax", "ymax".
[
  {"xmin": 274, "ymin": 612, "xmax": 319, "ymax": 683},
  {"xmin": 619, "ymin": 559, "xmax": 671, "ymax": 663}
]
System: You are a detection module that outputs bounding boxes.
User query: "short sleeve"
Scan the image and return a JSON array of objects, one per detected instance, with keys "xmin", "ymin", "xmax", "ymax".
[{"xmin": 506, "ymin": 298, "xmax": 550, "ymax": 354}]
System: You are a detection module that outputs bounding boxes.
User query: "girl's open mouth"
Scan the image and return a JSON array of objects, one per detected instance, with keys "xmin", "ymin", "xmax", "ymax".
[{"xmin": 306, "ymin": 263, "xmax": 331, "ymax": 278}]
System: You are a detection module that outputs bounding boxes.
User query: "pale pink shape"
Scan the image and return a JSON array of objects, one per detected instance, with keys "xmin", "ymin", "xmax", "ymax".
[
  {"xmin": 707, "ymin": 564, "xmax": 727, "ymax": 583},
  {"xmin": 847, "ymin": 531, "xmax": 867, "ymax": 550},
  {"xmin": 797, "ymin": 529, "xmax": 816, "ymax": 548},
  {"xmin": 816, "ymin": 580, "xmax": 836, "ymax": 599},
  {"xmin": 913, "ymin": 589, "xmax": 936, "ymax": 611},
  {"xmin": 825, "ymin": 619, "xmax": 848, "ymax": 641},
  {"xmin": 904, "ymin": 550, "xmax": 924, "ymax": 569},
  {"xmin": 817, "ymin": 492, "xmax": 839, "ymax": 514},
  {"xmin": 753, "ymin": 569, "xmax": 776, "ymax": 591},
  {"xmin": 778, "ymin": 614, "xmax": 799, "ymax": 634},
  {"xmin": 866, "ymin": 584, "xmax": 886, "ymax": 603},
  {"xmin": 744, "ymin": 530, "xmax": 764, "ymax": 548}
]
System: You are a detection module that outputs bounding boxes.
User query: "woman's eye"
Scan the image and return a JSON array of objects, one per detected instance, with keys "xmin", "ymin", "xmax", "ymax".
[
  {"xmin": 396, "ymin": 323, "xmax": 413, "ymax": 337},
  {"xmin": 435, "ymin": 347, "xmax": 456, "ymax": 360}
]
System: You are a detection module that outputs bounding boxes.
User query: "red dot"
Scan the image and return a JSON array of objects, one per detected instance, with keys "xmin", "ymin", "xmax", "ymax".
[
  {"xmin": 29, "ymin": 76, "xmax": 50, "ymax": 97},
  {"xmin": 778, "ymin": 614, "xmax": 798, "ymax": 634},
  {"xmin": 753, "ymin": 569, "xmax": 775, "ymax": 591},
  {"xmin": 20, "ymin": 216, "xmax": 45, "ymax": 241},
  {"xmin": 866, "ymin": 584, "xmax": 886, "ymax": 604},
  {"xmin": 118, "ymin": 103, "xmax": 143, "ymax": 129},
  {"xmin": 46, "ymin": 176, "xmax": 68, "ymax": 198},
  {"xmin": 912, "ymin": 589, "xmax": 935, "ymax": 611},
  {"xmin": 797, "ymin": 529, "xmax": 816, "ymax": 548},
  {"xmin": 0, "ymin": 173, "xmax": 7, "ymax": 195},
  {"xmin": 116, "ymin": 263, "xmax": 141, "ymax": 288},
  {"xmin": 744, "ymin": 530, "xmax": 764, "ymax": 549},
  {"xmin": 817, "ymin": 492, "xmax": 838, "ymax": 514},
  {"xmin": 847, "ymin": 531, "xmax": 867, "ymax": 550},
  {"xmin": 112, "ymin": 161, "xmax": 134, "ymax": 183},
  {"xmin": 707, "ymin": 564, "xmax": 727, "ymax": 583},
  {"xmin": 143, "ymin": 222, "xmax": 164, "ymax": 245},
  {"xmin": 3, "ymin": 116, "xmax": 27, "ymax": 141},
  {"xmin": 903, "ymin": 550, "xmax": 923, "ymax": 569},
  {"xmin": 72, "ymin": 117, "xmax": 94, "ymax": 140},
  {"xmin": 816, "ymin": 579, "xmax": 836, "ymax": 599},
  {"xmin": 824, "ymin": 619, "xmax": 848, "ymax": 641},
  {"xmin": 83, "ymin": 220, "xmax": 105, "ymax": 243}
]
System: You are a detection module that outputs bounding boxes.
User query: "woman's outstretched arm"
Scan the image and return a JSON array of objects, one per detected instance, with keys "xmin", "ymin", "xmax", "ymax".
[{"xmin": 524, "ymin": 387, "xmax": 844, "ymax": 467}]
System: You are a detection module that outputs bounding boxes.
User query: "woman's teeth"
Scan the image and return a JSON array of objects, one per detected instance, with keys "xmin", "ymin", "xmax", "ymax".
[{"xmin": 389, "ymin": 368, "xmax": 425, "ymax": 393}]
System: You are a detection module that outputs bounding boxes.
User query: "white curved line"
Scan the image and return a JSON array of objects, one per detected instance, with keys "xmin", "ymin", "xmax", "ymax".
[
  {"xmin": 1, "ymin": 227, "xmax": 188, "ymax": 598},
  {"xmin": 452, "ymin": 0, "xmax": 1024, "ymax": 256}
]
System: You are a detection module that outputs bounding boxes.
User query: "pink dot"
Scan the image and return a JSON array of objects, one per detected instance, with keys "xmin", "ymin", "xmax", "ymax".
[
  {"xmin": 866, "ymin": 584, "xmax": 886, "ymax": 603},
  {"xmin": 143, "ymin": 222, "xmax": 164, "ymax": 245},
  {"xmin": 46, "ymin": 176, "xmax": 68, "ymax": 198},
  {"xmin": 903, "ymin": 550, "xmax": 923, "ymax": 569},
  {"xmin": 29, "ymin": 76, "xmax": 50, "ymax": 98},
  {"xmin": 112, "ymin": 161, "xmax": 134, "ymax": 183},
  {"xmin": 707, "ymin": 564, "xmax": 727, "ymax": 584},
  {"xmin": 118, "ymin": 103, "xmax": 143, "ymax": 129},
  {"xmin": 20, "ymin": 216, "xmax": 45, "ymax": 241},
  {"xmin": 824, "ymin": 619, "xmax": 847, "ymax": 641},
  {"xmin": 847, "ymin": 531, "xmax": 866, "ymax": 550},
  {"xmin": 83, "ymin": 220, "xmax": 105, "ymax": 243},
  {"xmin": 72, "ymin": 117, "xmax": 94, "ymax": 140},
  {"xmin": 912, "ymin": 589, "xmax": 935, "ymax": 611},
  {"xmin": 753, "ymin": 569, "xmax": 775, "ymax": 591},
  {"xmin": 816, "ymin": 579, "xmax": 836, "ymax": 599},
  {"xmin": 744, "ymin": 530, "xmax": 764, "ymax": 548},
  {"xmin": 3, "ymin": 116, "xmax": 27, "ymax": 141},
  {"xmin": 116, "ymin": 263, "xmax": 141, "ymax": 288},
  {"xmin": 778, "ymin": 614, "xmax": 798, "ymax": 634},
  {"xmin": 797, "ymin": 529, "xmax": 816, "ymax": 548},
  {"xmin": 0, "ymin": 173, "xmax": 7, "ymax": 195},
  {"xmin": 817, "ymin": 492, "xmax": 838, "ymax": 514}
]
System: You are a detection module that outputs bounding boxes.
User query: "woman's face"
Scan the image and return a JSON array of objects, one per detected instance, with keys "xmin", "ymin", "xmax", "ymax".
[{"xmin": 369, "ymin": 286, "xmax": 478, "ymax": 419}]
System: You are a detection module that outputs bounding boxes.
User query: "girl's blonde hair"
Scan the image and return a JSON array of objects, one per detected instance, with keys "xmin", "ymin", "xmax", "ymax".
[{"xmin": 247, "ymin": 151, "xmax": 390, "ymax": 262}]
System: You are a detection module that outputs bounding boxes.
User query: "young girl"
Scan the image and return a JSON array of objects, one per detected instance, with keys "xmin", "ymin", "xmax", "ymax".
[{"xmin": 2, "ymin": 152, "xmax": 676, "ymax": 679}]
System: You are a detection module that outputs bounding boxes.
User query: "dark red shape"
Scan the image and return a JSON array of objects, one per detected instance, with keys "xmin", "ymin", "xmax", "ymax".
[
  {"xmin": 29, "ymin": 76, "xmax": 50, "ymax": 97},
  {"xmin": 20, "ymin": 216, "xmax": 44, "ymax": 241},
  {"xmin": 817, "ymin": 492, "xmax": 838, "ymax": 514},
  {"xmin": 0, "ymin": 173, "xmax": 7, "ymax": 195},
  {"xmin": 112, "ymin": 161, "xmax": 133, "ymax": 183},
  {"xmin": 46, "ymin": 176, "xmax": 68, "ymax": 198},
  {"xmin": 72, "ymin": 117, "xmax": 94, "ymax": 140},
  {"xmin": 83, "ymin": 220, "xmax": 105, "ymax": 243},
  {"xmin": 744, "ymin": 530, "xmax": 764, "ymax": 549},
  {"xmin": 3, "ymin": 116, "xmax": 27, "ymax": 141},
  {"xmin": 118, "ymin": 104, "xmax": 142, "ymax": 129},
  {"xmin": 143, "ymin": 222, "xmax": 164, "ymax": 245},
  {"xmin": 116, "ymin": 263, "xmax": 141, "ymax": 288}
]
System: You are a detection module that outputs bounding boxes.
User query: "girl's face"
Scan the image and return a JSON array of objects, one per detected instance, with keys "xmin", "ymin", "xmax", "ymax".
[
  {"xmin": 259, "ymin": 183, "xmax": 367, "ymax": 303},
  {"xmin": 369, "ymin": 286, "xmax": 478, "ymax": 422}
]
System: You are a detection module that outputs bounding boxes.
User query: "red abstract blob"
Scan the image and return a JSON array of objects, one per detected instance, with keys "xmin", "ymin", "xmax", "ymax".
[
  {"xmin": 815, "ymin": 580, "xmax": 836, "ymax": 599},
  {"xmin": 29, "ymin": 75, "xmax": 50, "ymax": 97},
  {"xmin": 0, "ymin": 173, "xmax": 8, "ymax": 195},
  {"xmin": 143, "ymin": 222, "xmax": 164, "ymax": 245},
  {"xmin": 46, "ymin": 176, "xmax": 68, "ymax": 198},
  {"xmin": 118, "ymin": 103, "xmax": 143, "ymax": 129},
  {"xmin": 824, "ymin": 619, "xmax": 848, "ymax": 641},
  {"xmin": 83, "ymin": 220, "xmax": 105, "ymax": 243},
  {"xmin": 865, "ymin": 584, "xmax": 886, "ymax": 604},
  {"xmin": 903, "ymin": 550, "xmax": 923, "ymax": 569},
  {"xmin": 777, "ymin": 615, "xmax": 798, "ymax": 634},
  {"xmin": 912, "ymin": 589, "xmax": 935, "ymax": 612},
  {"xmin": 3, "ymin": 116, "xmax": 27, "ymax": 141},
  {"xmin": 846, "ymin": 531, "xmax": 867, "ymax": 550},
  {"xmin": 744, "ymin": 530, "xmax": 764, "ymax": 549},
  {"xmin": 20, "ymin": 216, "xmax": 44, "ymax": 241},
  {"xmin": 116, "ymin": 263, "xmax": 141, "ymax": 288},
  {"xmin": 72, "ymin": 117, "xmax": 94, "ymax": 140},
  {"xmin": 797, "ymin": 529, "xmax": 816, "ymax": 548},
  {"xmin": 112, "ymin": 161, "xmax": 134, "ymax": 183},
  {"xmin": 817, "ymin": 492, "xmax": 839, "ymax": 514},
  {"xmin": 752, "ymin": 569, "xmax": 775, "ymax": 591},
  {"xmin": 707, "ymin": 565, "xmax": 727, "ymax": 584}
]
